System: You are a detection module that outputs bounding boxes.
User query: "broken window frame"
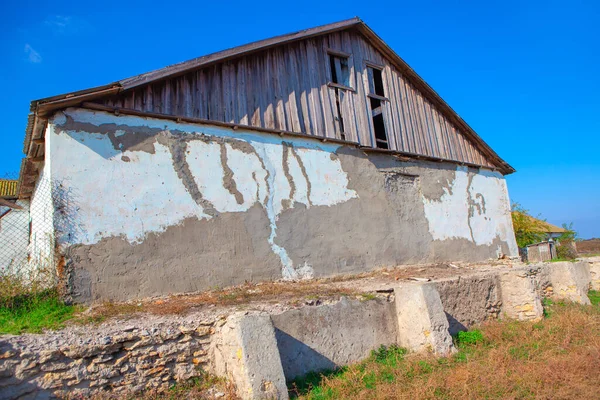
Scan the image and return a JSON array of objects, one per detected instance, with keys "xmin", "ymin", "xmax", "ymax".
[
  {"xmin": 326, "ymin": 49, "xmax": 355, "ymax": 91},
  {"xmin": 365, "ymin": 62, "xmax": 390, "ymax": 150},
  {"xmin": 326, "ymin": 49, "xmax": 355, "ymax": 141}
]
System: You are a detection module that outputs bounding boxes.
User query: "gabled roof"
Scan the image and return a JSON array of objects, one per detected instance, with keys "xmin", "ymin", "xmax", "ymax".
[
  {"xmin": 20, "ymin": 18, "xmax": 515, "ymax": 197},
  {"xmin": 513, "ymin": 212, "xmax": 567, "ymax": 234},
  {"xmin": 527, "ymin": 216, "xmax": 567, "ymax": 234}
]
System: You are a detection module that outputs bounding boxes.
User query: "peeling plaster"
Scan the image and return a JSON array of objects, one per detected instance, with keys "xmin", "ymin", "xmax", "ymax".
[
  {"xmin": 49, "ymin": 109, "xmax": 358, "ymax": 279},
  {"xmin": 422, "ymin": 166, "xmax": 518, "ymax": 256},
  {"xmin": 423, "ymin": 166, "xmax": 472, "ymax": 242}
]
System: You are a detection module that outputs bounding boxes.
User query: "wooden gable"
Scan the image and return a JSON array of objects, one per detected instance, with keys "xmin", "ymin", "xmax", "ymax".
[
  {"xmin": 89, "ymin": 28, "xmax": 504, "ymax": 171},
  {"xmin": 21, "ymin": 18, "xmax": 514, "ymax": 198}
]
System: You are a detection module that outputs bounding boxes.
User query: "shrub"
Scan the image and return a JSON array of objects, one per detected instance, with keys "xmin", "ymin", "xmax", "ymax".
[
  {"xmin": 511, "ymin": 203, "xmax": 548, "ymax": 248},
  {"xmin": 370, "ymin": 344, "xmax": 407, "ymax": 364},
  {"xmin": 455, "ymin": 329, "xmax": 484, "ymax": 347},
  {"xmin": 556, "ymin": 243, "xmax": 578, "ymax": 261}
]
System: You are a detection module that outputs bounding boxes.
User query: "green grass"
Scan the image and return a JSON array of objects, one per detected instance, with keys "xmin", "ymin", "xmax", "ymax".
[
  {"xmin": 289, "ymin": 295, "xmax": 600, "ymax": 400},
  {"xmin": 454, "ymin": 329, "xmax": 484, "ymax": 346},
  {"xmin": 589, "ymin": 290, "xmax": 600, "ymax": 306},
  {"xmin": 0, "ymin": 289, "xmax": 79, "ymax": 334}
]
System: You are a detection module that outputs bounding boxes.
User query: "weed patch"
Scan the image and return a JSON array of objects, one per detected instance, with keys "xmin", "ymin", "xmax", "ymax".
[
  {"xmin": 588, "ymin": 290, "xmax": 600, "ymax": 306},
  {"xmin": 454, "ymin": 329, "xmax": 484, "ymax": 347},
  {"xmin": 0, "ymin": 289, "xmax": 79, "ymax": 334}
]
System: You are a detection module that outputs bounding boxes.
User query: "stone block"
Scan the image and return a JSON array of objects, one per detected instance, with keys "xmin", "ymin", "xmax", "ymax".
[
  {"xmin": 271, "ymin": 297, "xmax": 397, "ymax": 381},
  {"xmin": 498, "ymin": 271, "xmax": 543, "ymax": 321},
  {"xmin": 546, "ymin": 261, "xmax": 591, "ymax": 305},
  {"xmin": 213, "ymin": 312, "xmax": 288, "ymax": 400},
  {"xmin": 394, "ymin": 282, "xmax": 455, "ymax": 355},
  {"xmin": 588, "ymin": 260, "xmax": 600, "ymax": 291}
]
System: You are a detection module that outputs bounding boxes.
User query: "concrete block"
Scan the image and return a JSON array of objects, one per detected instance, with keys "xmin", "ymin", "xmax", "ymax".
[
  {"xmin": 212, "ymin": 313, "xmax": 288, "ymax": 400},
  {"xmin": 587, "ymin": 260, "xmax": 600, "ymax": 291},
  {"xmin": 394, "ymin": 282, "xmax": 455, "ymax": 355},
  {"xmin": 498, "ymin": 271, "xmax": 543, "ymax": 321},
  {"xmin": 545, "ymin": 261, "xmax": 591, "ymax": 305},
  {"xmin": 271, "ymin": 297, "xmax": 397, "ymax": 381}
]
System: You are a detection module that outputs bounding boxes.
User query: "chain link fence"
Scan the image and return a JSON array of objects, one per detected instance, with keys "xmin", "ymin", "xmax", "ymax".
[{"xmin": 1, "ymin": 171, "xmax": 58, "ymax": 295}]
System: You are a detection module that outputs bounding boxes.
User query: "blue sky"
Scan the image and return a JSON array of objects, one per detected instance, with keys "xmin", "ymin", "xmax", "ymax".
[{"xmin": 1, "ymin": 0, "xmax": 599, "ymax": 238}]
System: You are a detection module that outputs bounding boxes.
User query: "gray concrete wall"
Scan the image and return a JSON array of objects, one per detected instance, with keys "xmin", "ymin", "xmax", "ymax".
[
  {"xmin": 271, "ymin": 297, "xmax": 397, "ymax": 381},
  {"xmin": 42, "ymin": 108, "xmax": 518, "ymax": 302},
  {"xmin": 436, "ymin": 275, "xmax": 501, "ymax": 335}
]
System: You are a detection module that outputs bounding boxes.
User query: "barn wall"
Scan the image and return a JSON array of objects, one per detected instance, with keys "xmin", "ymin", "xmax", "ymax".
[
  {"xmin": 46, "ymin": 108, "xmax": 517, "ymax": 302},
  {"xmin": 96, "ymin": 30, "xmax": 495, "ymax": 169}
]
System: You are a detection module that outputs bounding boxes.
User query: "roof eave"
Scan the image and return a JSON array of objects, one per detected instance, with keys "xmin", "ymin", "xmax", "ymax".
[
  {"xmin": 18, "ymin": 16, "xmax": 516, "ymax": 193},
  {"xmin": 119, "ymin": 18, "xmax": 363, "ymax": 90}
]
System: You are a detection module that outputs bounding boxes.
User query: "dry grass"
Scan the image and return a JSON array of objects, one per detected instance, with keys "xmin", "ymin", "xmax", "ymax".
[
  {"xmin": 75, "ymin": 280, "xmax": 359, "ymax": 324},
  {"xmin": 73, "ymin": 261, "xmax": 512, "ymax": 324},
  {"xmin": 577, "ymin": 238, "xmax": 600, "ymax": 254},
  {"xmin": 293, "ymin": 299, "xmax": 600, "ymax": 400}
]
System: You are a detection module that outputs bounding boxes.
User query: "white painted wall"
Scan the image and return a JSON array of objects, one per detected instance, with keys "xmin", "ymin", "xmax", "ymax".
[
  {"xmin": 28, "ymin": 137, "xmax": 56, "ymax": 275},
  {"xmin": 48, "ymin": 108, "xmax": 358, "ymax": 279},
  {"xmin": 422, "ymin": 166, "xmax": 519, "ymax": 257},
  {"xmin": 44, "ymin": 108, "xmax": 519, "ymax": 282}
]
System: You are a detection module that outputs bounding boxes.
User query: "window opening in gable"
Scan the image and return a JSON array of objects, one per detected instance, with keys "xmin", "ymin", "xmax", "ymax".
[
  {"xmin": 366, "ymin": 65, "xmax": 389, "ymax": 149},
  {"xmin": 334, "ymin": 90, "xmax": 346, "ymax": 141},
  {"xmin": 329, "ymin": 54, "xmax": 350, "ymax": 87},
  {"xmin": 328, "ymin": 53, "xmax": 353, "ymax": 140},
  {"xmin": 367, "ymin": 66, "xmax": 385, "ymax": 97}
]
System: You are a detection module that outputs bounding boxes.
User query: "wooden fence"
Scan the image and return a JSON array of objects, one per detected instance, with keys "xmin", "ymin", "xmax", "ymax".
[{"xmin": 526, "ymin": 241, "xmax": 557, "ymax": 263}]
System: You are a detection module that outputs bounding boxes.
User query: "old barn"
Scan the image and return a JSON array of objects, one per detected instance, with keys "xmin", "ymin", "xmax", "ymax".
[{"xmin": 18, "ymin": 18, "xmax": 518, "ymax": 302}]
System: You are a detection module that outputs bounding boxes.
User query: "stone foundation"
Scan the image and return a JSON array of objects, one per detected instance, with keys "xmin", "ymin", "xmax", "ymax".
[
  {"xmin": 0, "ymin": 261, "xmax": 592, "ymax": 400},
  {"xmin": 0, "ymin": 320, "xmax": 217, "ymax": 399}
]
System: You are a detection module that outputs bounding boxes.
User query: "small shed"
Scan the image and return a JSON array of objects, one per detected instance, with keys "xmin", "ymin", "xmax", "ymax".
[{"xmin": 525, "ymin": 241, "xmax": 557, "ymax": 263}]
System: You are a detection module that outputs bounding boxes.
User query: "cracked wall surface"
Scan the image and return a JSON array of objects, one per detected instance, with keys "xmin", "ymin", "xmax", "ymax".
[{"xmin": 40, "ymin": 108, "xmax": 518, "ymax": 302}]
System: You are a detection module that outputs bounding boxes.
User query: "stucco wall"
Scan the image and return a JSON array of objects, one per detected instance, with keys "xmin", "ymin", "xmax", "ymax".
[{"xmin": 44, "ymin": 108, "xmax": 518, "ymax": 302}]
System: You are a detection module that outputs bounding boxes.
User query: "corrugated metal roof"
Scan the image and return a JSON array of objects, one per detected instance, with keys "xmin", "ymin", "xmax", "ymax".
[{"xmin": 0, "ymin": 180, "xmax": 18, "ymax": 198}]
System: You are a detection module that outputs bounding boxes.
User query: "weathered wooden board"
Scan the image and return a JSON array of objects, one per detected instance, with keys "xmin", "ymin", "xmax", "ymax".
[{"xmin": 95, "ymin": 30, "xmax": 495, "ymax": 168}]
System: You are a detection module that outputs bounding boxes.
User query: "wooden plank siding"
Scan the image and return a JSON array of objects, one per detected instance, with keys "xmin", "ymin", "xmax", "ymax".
[{"xmin": 94, "ymin": 30, "xmax": 496, "ymax": 169}]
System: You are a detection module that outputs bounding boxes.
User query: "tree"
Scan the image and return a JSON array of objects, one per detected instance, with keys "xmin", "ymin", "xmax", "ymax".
[
  {"xmin": 556, "ymin": 222, "xmax": 578, "ymax": 260},
  {"xmin": 511, "ymin": 203, "xmax": 547, "ymax": 248}
]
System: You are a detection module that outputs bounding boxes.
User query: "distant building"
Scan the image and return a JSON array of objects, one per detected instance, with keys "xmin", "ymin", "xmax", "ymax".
[
  {"xmin": 16, "ymin": 18, "xmax": 518, "ymax": 302},
  {"xmin": 0, "ymin": 180, "xmax": 30, "ymax": 273},
  {"xmin": 515, "ymin": 213, "xmax": 567, "ymax": 241}
]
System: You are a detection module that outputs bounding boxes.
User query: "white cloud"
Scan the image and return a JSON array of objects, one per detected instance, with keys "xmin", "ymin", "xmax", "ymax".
[
  {"xmin": 44, "ymin": 15, "xmax": 88, "ymax": 35},
  {"xmin": 45, "ymin": 15, "xmax": 71, "ymax": 30},
  {"xmin": 24, "ymin": 44, "xmax": 42, "ymax": 63}
]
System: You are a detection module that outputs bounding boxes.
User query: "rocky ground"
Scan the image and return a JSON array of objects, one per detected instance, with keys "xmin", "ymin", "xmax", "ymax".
[{"xmin": 3, "ymin": 259, "xmax": 519, "ymax": 350}]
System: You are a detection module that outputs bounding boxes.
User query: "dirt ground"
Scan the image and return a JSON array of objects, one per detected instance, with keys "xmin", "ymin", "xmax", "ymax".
[{"xmin": 577, "ymin": 238, "xmax": 600, "ymax": 254}]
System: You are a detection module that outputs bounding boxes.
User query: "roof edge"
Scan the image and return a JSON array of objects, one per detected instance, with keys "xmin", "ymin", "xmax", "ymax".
[
  {"xmin": 81, "ymin": 101, "xmax": 512, "ymax": 174},
  {"xmin": 120, "ymin": 17, "xmax": 363, "ymax": 90},
  {"xmin": 353, "ymin": 23, "xmax": 515, "ymax": 175},
  {"xmin": 19, "ymin": 16, "xmax": 516, "ymax": 196}
]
